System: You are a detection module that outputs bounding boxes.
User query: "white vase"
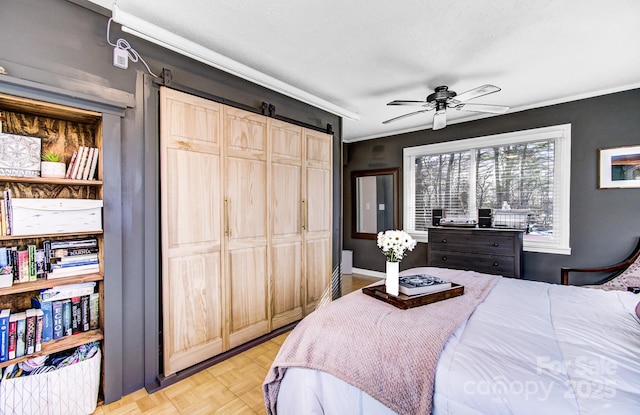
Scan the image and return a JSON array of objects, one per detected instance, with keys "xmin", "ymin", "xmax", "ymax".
[
  {"xmin": 385, "ymin": 261, "xmax": 400, "ymax": 296},
  {"xmin": 40, "ymin": 161, "xmax": 66, "ymax": 178}
]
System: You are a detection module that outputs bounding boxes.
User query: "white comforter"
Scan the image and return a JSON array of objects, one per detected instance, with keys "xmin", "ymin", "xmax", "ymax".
[{"xmin": 275, "ymin": 276, "xmax": 640, "ymax": 415}]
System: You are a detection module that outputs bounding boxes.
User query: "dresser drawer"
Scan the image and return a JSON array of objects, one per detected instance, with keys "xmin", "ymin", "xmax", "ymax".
[
  {"xmin": 429, "ymin": 229, "xmax": 517, "ymax": 256},
  {"xmin": 429, "ymin": 250, "xmax": 517, "ymax": 277}
]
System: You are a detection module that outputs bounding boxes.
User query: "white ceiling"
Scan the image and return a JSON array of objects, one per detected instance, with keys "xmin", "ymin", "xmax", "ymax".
[{"xmin": 94, "ymin": 0, "xmax": 640, "ymax": 142}]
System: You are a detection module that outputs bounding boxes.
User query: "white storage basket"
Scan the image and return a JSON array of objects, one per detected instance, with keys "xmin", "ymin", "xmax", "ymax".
[{"xmin": 0, "ymin": 349, "xmax": 101, "ymax": 415}]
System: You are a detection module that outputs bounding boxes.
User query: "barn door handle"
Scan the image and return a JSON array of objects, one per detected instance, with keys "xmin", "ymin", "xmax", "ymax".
[
  {"xmin": 302, "ymin": 199, "xmax": 307, "ymax": 230},
  {"xmin": 225, "ymin": 198, "xmax": 230, "ymax": 237}
]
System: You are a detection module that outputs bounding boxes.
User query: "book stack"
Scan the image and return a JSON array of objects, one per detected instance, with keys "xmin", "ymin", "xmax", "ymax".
[
  {"xmin": 398, "ymin": 274, "xmax": 452, "ymax": 296},
  {"xmin": 65, "ymin": 146, "xmax": 99, "ymax": 180},
  {"xmin": 45, "ymin": 238, "xmax": 99, "ymax": 279}
]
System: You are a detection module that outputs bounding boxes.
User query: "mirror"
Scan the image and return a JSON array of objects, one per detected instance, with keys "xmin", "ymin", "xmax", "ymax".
[{"xmin": 351, "ymin": 168, "xmax": 399, "ymax": 239}]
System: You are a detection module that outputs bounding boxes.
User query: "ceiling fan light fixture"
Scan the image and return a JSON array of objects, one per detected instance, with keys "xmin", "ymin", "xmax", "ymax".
[
  {"xmin": 433, "ymin": 110, "xmax": 447, "ymax": 130},
  {"xmin": 382, "ymin": 84, "xmax": 509, "ymax": 129}
]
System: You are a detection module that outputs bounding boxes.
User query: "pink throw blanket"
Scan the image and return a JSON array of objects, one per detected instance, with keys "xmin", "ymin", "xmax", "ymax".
[{"xmin": 263, "ymin": 268, "xmax": 499, "ymax": 415}]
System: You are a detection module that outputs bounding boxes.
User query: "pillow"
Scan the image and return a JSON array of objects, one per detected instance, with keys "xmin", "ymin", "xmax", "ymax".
[{"xmin": 598, "ymin": 254, "xmax": 640, "ymax": 291}]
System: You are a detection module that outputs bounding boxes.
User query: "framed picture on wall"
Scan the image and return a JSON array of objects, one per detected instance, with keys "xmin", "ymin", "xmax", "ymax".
[{"xmin": 598, "ymin": 144, "xmax": 640, "ymax": 188}]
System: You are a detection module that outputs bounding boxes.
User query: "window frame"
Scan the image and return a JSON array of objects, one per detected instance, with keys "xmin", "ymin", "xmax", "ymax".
[{"xmin": 403, "ymin": 124, "xmax": 572, "ymax": 254}]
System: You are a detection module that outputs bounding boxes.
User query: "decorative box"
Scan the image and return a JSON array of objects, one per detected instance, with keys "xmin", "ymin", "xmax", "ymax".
[
  {"xmin": 0, "ymin": 133, "xmax": 41, "ymax": 177},
  {"xmin": 11, "ymin": 198, "xmax": 103, "ymax": 236},
  {"xmin": 0, "ymin": 349, "xmax": 101, "ymax": 415}
]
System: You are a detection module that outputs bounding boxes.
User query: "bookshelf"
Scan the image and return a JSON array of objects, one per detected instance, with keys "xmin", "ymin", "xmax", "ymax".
[{"xmin": 0, "ymin": 92, "xmax": 105, "ymax": 398}]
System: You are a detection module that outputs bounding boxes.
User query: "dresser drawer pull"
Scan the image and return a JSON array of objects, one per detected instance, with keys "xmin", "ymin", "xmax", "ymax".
[
  {"xmin": 441, "ymin": 256, "xmax": 448, "ymax": 261},
  {"xmin": 493, "ymin": 262, "xmax": 499, "ymax": 267},
  {"xmin": 493, "ymin": 242, "xmax": 499, "ymax": 247},
  {"xmin": 442, "ymin": 239, "xmax": 447, "ymax": 243}
]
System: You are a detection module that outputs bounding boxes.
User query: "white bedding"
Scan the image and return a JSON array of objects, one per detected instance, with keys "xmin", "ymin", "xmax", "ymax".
[{"xmin": 274, "ymin": 276, "xmax": 640, "ymax": 415}]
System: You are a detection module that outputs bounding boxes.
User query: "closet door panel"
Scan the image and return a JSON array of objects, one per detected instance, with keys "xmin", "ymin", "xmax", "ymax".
[
  {"xmin": 165, "ymin": 252, "xmax": 222, "ymax": 373},
  {"xmin": 303, "ymin": 129, "xmax": 332, "ymax": 316},
  {"xmin": 160, "ymin": 87, "xmax": 223, "ymax": 376},
  {"xmin": 228, "ymin": 246, "xmax": 268, "ymax": 348},
  {"xmin": 271, "ymin": 242, "xmax": 303, "ymax": 328},
  {"xmin": 226, "ymin": 157, "xmax": 267, "ymax": 239},
  {"xmin": 224, "ymin": 106, "xmax": 269, "ymax": 349},
  {"xmin": 304, "ymin": 238, "xmax": 331, "ymax": 313},
  {"xmin": 270, "ymin": 120, "xmax": 304, "ymax": 328}
]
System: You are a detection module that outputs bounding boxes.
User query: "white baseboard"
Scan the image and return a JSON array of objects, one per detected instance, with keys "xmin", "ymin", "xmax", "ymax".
[{"xmin": 352, "ymin": 267, "xmax": 385, "ymax": 279}]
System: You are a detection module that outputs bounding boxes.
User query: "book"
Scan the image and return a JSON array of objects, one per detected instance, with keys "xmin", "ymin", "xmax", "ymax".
[
  {"xmin": 398, "ymin": 274, "xmax": 452, "ymax": 296},
  {"xmin": 15, "ymin": 311, "xmax": 26, "ymax": 358},
  {"xmin": 9, "ymin": 246, "xmax": 18, "ymax": 283},
  {"xmin": 27, "ymin": 244, "xmax": 37, "ymax": 281},
  {"xmin": 89, "ymin": 292, "xmax": 99, "ymax": 330},
  {"xmin": 34, "ymin": 308, "xmax": 43, "ymax": 352},
  {"xmin": 0, "ymin": 201, "xmax": 4, "ymax": 236},
  {"xmin": 50, "ymin": 238, "xmax": 98, "ymax": 250},
  {"xmin": 82, "ymin": 147, "xmax": 95, "ymax": 180},
  {"xmin": 71, "ymin": 296, "xmax": 82, "ymax": 334},
  {"xmin": 0, "ymin": 309, "xmax": 10, "ymax": 362},
  {"xmin": 88, "ymin": 147, "xmax": 99, "ymax": 180},
  {"xmin": 50, "ymin": 259, "xmax": 99, "ymax": 268},
  {"xmin": 2, "ymin": 189, "xmax": 11, "ymax": 236},
  {"xmin": 54, "ymin": 253, "xmax": 99, "ymax": 264},
  {"xmin": 31, "ymin": 297, "xmax": 53, "ymax": 343},
  {"xmin": 81, "ymin": 294, "xmax": 90, "ymax": 332},
  {"xmin": 0, "ymin": 247, "xmax": 12, "ymax": 288},
  {"xmin": 71, "ymin": 145, "xmax": 86, "ymax": 179},
  {"xmin": 46, "ymin": 263, "xmax": 100, "ymax": 279},
  {"xmin": 52, "ymin": 301, "xmax": 63, "ymax": 339},
  {"xmin": 39, "ymin": 282, "xmax": 97, "ymax": 302},
  {"xmin": 61, "ymin": 299, "xmax": 72, "ymax": 337},
  {"xmin": 25, "ymin": 308, "xmax": 37, "ymax": 355},
  {"xmin": 65, "ymin": 150, "xmax": 78, "ymax": 178},
  {"xmin": 8, "ymin": 313, "xmax": 18, "ymax": 360},
  {"xmin": 35, "ymin": 249, "xmax": 46, "ymax": 279},
  {"xmin": 52, "ymin": 246, "xmax": 99, "ymax": 257},
  {"xmin": 43, "ymin": 239, "xmax": 52, "ymax": 273},
  {"xmin": 17, "ymin": 249, "xmax": 29, "ymax": 283}
]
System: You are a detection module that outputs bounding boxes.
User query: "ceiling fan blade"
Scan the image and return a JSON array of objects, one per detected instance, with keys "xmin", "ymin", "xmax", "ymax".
[
  {"xmin": 433, "ymin": 110, "xmax": 447, "ymax": 130},
  {"xmin": 452, "ymin": 85, "xmax": 501, "ymax": 103},
  {"xmin": 382, "ymin": 109, "xmax": 431, "ymax": 124},
  {"xmin": 453, "ymin": 103, "xmax": 510, "ymax": 114},
  {"xmin": 387, "ymin": 100, "xmax": 432, "ymax": 107}
]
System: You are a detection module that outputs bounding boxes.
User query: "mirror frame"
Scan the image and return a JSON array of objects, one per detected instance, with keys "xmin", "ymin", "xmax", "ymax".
[{"xmin": 351, "ymin": 168, "xmax": 399, "ymax": 240}]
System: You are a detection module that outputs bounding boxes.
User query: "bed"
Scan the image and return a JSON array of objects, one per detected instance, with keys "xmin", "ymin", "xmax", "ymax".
[{"xmin": 263, "ymin": 267, "xmax": 640, "ymax": 415}]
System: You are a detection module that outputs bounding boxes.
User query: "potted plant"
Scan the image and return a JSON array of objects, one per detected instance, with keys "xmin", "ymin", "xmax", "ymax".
[{"xmin": 40, "ymin": 150, "xmax": 66, "ymax": 178}]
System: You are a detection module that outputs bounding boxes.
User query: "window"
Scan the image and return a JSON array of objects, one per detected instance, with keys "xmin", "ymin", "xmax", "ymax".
[{"xmin": 403, "ymin": 124, "xmax": 571, "ymax": 254}]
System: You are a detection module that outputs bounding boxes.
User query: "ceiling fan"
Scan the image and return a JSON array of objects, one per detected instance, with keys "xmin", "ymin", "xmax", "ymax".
[{"xmin": 383, "ymin": 84, "xmax": 509, "ymax": 130}]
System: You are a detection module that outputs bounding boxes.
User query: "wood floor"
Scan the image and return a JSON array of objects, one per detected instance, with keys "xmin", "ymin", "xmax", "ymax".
[{"xmin": 93, "ymin": 273, "xmax": 381, "ymax": 415}]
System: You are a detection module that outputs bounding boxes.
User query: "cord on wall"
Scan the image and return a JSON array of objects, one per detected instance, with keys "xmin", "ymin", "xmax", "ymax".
[{"xmin": 106, "ymin": 17, "xmax": 159, "ymax": 78}]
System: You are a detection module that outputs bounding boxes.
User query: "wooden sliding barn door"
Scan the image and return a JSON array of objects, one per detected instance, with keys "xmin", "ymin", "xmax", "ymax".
[
  {"xmin": 160, "ymin": 88, "xmax": 224, "ymax": 376},
  {"xmin": 224, "ymin": 107, "xmax": 270, "ymax": 349}
]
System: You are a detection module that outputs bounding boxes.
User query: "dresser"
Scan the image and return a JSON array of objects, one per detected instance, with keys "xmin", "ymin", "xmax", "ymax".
[{"xmin": 427, "ymin": 227, "xmax": 524, "ymax": 278}]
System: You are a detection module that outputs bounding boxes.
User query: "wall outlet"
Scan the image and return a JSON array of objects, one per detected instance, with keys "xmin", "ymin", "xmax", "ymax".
[{"xmin": 113, "ymin": 47, "xmax": 128, "ymax": 69}]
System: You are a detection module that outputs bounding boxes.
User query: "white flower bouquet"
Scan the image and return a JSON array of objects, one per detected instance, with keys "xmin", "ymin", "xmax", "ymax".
[{"xmin": 377, "ymin": 230, "xmax": 417, "ymax": 263}]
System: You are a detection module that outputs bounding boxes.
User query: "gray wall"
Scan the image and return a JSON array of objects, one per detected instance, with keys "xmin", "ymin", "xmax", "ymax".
[
  {"xmin": 344, "ymin": 89, "xmax": 640, "ymax": 284},
  {"xmin": 1, "ymin": 0, "xmax": 342, "ymax": 401}
]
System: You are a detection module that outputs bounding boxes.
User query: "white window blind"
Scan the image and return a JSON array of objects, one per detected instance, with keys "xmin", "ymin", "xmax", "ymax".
[{"xmin": 403, "ymin": 124, "xmax": 571, "ymax": 254}]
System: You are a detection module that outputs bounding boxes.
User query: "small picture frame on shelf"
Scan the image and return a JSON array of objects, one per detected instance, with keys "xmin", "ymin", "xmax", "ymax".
[
  {"xmin": 598, "ymin": 145, "xmax": 640, "ymax": 188},
  {"xmin": 0, "ymin": 133, "xmax": 41, "ymax": 177}
]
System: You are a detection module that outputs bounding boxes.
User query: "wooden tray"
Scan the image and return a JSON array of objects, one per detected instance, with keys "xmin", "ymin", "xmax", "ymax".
[{"xmin": 362, "ymin": 283, "xmax": 464, "ymax": 310}]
